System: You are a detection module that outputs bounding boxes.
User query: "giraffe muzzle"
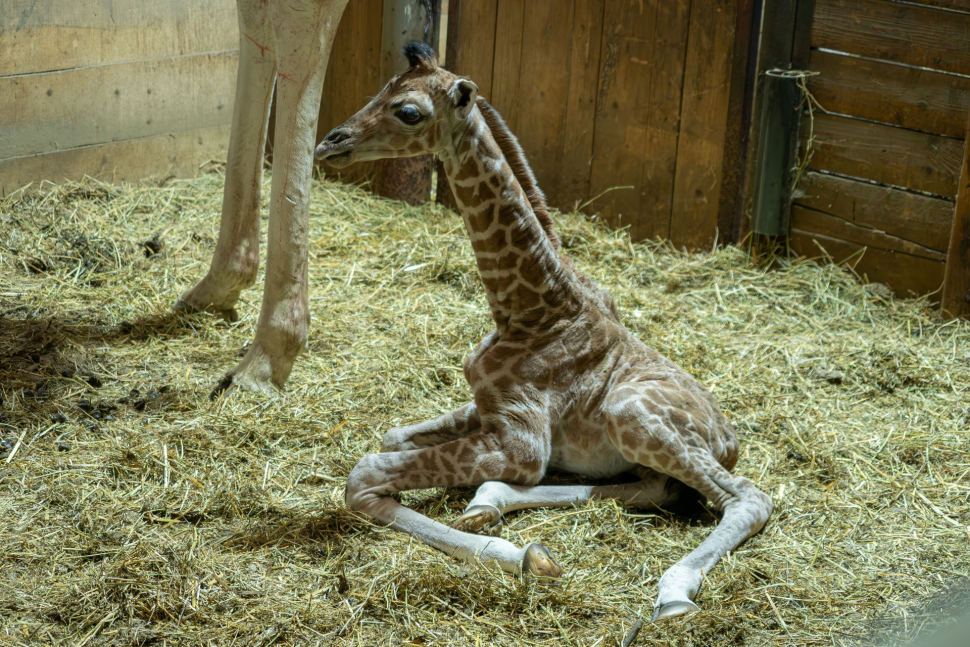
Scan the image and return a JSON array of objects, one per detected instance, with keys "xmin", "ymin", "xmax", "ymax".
[{"xmin": 314, "ymin": 127, "xmax": 356, "ymax": 167}]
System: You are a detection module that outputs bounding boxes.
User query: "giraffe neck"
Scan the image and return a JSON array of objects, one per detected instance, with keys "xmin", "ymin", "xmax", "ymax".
[{"xmin": 441, "ymin": 107, "xmax": 579, "ymax": 333}]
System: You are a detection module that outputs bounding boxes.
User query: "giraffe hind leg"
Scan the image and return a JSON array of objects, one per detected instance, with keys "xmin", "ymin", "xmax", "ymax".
[
  {"xmin": 605, "ymin": 384, "xmax": 773, "ymax": 622},
  {"xmin": 453, "ymin": 470, "xmax": 681, "ymax": 536}
]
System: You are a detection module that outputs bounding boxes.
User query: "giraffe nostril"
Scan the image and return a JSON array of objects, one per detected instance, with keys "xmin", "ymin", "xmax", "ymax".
[{"xmin": 325, "ymin": 127, "xmax": 351, "ymax": 144}]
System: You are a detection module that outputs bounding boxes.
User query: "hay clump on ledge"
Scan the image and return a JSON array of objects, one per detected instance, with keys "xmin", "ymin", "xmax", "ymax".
[{"xmin": 1, "ymin": 171, "xmax": 968, "ymax": 646}]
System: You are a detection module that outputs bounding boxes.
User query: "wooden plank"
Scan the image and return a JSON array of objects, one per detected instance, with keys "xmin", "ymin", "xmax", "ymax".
[
  {"xmin": 0, "ymin": 52, "xmax": 237, "ymax": 161},
  {"xmin": 812, "ymin": 0, "xmax": 970, "ymax": 75},
  {"xmin": 635, "ymin": 0, "xmax": 694, "ymax": 241},
  {"xmin": 0, "ymin": 0, "xmax": 238, "ymax": 78},
  {"xmin": 790, "ymin": 0, "xmax": 817, "ymax": 69},
  {"xmin": 795, "ymin": 171, "xmax": 954, "ymax": 252},
  {"xmin": 737, "ymin": 0, "xmax": 800, "ymax": 243},
  {"xmin": 669, "ymin": 0, "xmax": 738, "ymax": 249},
  {"xmin": 789, "ymin": 227, "xmax": 947, "ymax": 297},
  {"xmin": 0, "ymin": 125, "xmax": 232, "ymax": 197},
  {"xmin": 942, "ymin": 113, "xmax": 970, "ymax": 317},
  {"xmin": 589, "ymin": 0, "xmax": 692, "ymax": 240},
  {"xmin": 805, "ymin": 113, "xmax": 965, "ymax": 197},
  {"xmin": 445, "ymin": 0, "xmax": 498, "ymax": 99},
  {"xmin": 891, "ymin": 0, "xmax": 970, "ymax": 14},
  {"xmin": 558, "ymin": 0, "xmax": 606, "ymax": 212},
  {"xmin": 513, "ymin": 1, "xmax": 575, "ymax": 206},
  {"xmin": 808, "ymin": 50, "xmax": 970, "ymax": 140},
  {"xmin": 488, "ymin": 0, "xmax": 526, "ymax": 131},
  {"xmin": 588, "ymin": 0, "xmax": 660, "ymax": 235},
  {"xmin": 717, "ymin": 0, "xmax": 756, "ymax": 244},
  {"xmin": 791, "ymin": 205, "xmax": 947, "ymax": 261}
]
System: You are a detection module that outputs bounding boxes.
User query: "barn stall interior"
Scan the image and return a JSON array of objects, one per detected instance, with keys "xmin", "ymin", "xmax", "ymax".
[{"xmin": 1, "ymin": 1, "xmax": 969, "ymax": 646}]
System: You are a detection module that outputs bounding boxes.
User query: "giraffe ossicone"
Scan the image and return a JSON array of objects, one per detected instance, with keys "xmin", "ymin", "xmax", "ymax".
[{"xmin": 316, "ymin": 41, "xmax": 773, "ymax": 622}]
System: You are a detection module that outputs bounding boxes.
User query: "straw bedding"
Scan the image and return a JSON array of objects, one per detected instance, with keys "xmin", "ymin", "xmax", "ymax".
[{"xmin": 1, "ymin": 169, "xmax": 968, "ymax": 646}]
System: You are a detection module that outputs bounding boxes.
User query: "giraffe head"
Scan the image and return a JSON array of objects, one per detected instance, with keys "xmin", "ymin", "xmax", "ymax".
[{"xmin": 314, "ymin": 42, "xmax": 478, "ymax": 168}]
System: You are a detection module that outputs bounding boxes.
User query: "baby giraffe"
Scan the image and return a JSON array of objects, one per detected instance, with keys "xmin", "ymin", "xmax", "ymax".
[{"xmin": 315, "ymin": 42, "xmax": 773, "ymax": 621}]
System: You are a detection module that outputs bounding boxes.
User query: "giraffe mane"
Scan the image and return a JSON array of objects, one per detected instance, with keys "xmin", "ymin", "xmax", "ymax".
[{"xmin": 475, "ymin": 97, "xmax": 561, "ymax": 251}]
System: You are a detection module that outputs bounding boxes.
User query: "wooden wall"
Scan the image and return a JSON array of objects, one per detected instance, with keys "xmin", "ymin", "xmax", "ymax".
[
  {"xmin": 0, "ymin": 1, "xmax": 240, "ymax": 196},
  {"xmin": 444, "ymin": 0, "xmax": 745, "ymax": 249},
  {"xmin": 791, "ymin": 0, "xmax": 970, "ymax": 298}
]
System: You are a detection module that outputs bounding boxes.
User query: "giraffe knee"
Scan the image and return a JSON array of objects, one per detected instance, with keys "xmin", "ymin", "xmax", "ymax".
[{"xmin": 344, "ymin": 453, "xmax": 384, "ymax": 514}]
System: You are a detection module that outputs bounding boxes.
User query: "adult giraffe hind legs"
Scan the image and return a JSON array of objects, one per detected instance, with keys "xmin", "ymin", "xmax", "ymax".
[{"xmin": 178, "ymin": 0, "xmax": 350, "ymax": 395}]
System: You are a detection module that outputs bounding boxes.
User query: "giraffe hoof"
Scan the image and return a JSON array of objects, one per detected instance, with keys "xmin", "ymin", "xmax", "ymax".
[
  {"xmin": 522, "ymin": 543, "xmax": 562, "ymax": 579},
  {"xmin": 453, "ymin": 505, "xmax": 503, "ymax": 536},
  {"xmin": 651, "ymin": 600, "xmax": 700, "ymax": 622}
]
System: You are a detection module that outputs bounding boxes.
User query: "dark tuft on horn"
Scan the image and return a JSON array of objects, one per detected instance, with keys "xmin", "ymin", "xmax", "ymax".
[{"xmin": 402, "ymin": 41, "xmax": 437, "ymax": 69}]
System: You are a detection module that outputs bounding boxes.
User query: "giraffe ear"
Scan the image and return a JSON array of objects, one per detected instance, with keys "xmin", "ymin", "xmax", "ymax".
[{"xmin": 450, "ymin": 79, "xmax": 478, "ymax": 118}]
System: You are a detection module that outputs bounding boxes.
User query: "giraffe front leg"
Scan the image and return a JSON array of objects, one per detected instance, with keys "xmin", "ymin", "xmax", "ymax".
[
  {"xmin": 380, "ymin": 402, "xmax": 481, "ymax": 452},
  {"xmin": 177, "ymin": 0, "xmax": 277, "ymax": 320},
  {"xmin": 345, "ymin": 430, "xmax": 561, "ymax": 577},
  {"xmin": 214, "ymin": 0, "xmax": 350, "ymax": 395},
  {"xmin": 453, "ymin": 469, "xmax": 681, "ymax": 536}
]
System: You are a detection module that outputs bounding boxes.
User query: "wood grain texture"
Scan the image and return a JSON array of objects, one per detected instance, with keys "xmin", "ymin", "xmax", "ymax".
[
  {"xmin": 0, "ymin": 52, "xmax": 237, "ymax": 161},
  {"xmin": 808, "ymin": 49, "xmax": 970, "ymax": 139},
  {"xmin": 514, "ymin": 1, "xmax": 575, "ymax": 205},
  {"xmin": 635, "ymin": 0, "xmax": 694, "ymax": 242},
  {"xmin": 790, "ymin": 205, "xmax": 947, "ymax": 261},
  {"xmin": 0, "ymin": 0, "xmax": 238, "ymax": 77},
  {"xmin": 789, "ymin": 226, "xmax": 947, "ymax": 297},
  {"xmin": 805, "ymin": 113, "xmax": 964, "ymax": 197},
  {"xmin": 942, "ymin": 113, "xmax": 970, "ymax": 317},
  {"xmin": 795, "ymin": 171, "xmax": 954, "ymax": 252},
  {"xmin": 589, "ymin": 0, "xmax": 690, "ymax": 239},
  {"xmin": 717, "ymin": 0, "xmax": 755, "ymax": 244},
  {"xmin": 445, "ymin": 0, "xmax": 498, "ymax": 99},
  {"xmin": 559, "ymin": 0, "xmax": 606, "ymax": 211},
  {"xmin": 669, "ymin": 0, "xmax": 737, "ymax": 249},
  {"xmin": 0, "ymin": 125, "xmax": 232, "ymax": 197},
  {"xmin": 488, "ymin": 0, "xmax": 526, "ymax": 129},
  {"xmin": 812, "ymin": 0, "xmax": 970, "ymax": 75},
  {"xmin": 890, "ymin": 0, "xmax": 970, "ymax": 14}
]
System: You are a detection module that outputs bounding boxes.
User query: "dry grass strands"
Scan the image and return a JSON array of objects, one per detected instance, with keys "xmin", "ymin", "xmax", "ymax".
[{"xmin": 0, "ymin": 171, "xmax": 968, "ymax": 646}]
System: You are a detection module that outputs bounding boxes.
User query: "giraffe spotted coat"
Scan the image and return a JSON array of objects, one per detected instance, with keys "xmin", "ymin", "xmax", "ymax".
[{"xmin": 315, "ymin": 41, "xmax": 773, "ymax": 622}]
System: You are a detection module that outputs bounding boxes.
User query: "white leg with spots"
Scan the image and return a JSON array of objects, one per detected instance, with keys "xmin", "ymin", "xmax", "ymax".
[
  {"xmin": 381, "ymin": 402, "xmax": 481, "ymax": 452},
  {"xmin": 214, "ymin": 0, "xmax": 350, "ymax": 395}
]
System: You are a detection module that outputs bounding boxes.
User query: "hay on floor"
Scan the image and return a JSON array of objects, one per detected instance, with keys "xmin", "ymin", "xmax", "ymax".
[{"xmin": 1, "ymin": 170, "xmax": 968, "ymax": 646}]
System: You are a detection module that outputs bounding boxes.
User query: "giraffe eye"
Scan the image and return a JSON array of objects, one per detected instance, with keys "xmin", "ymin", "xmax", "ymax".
[{"xmin": 396, "ymin": 106, "xmax": 423, "ymax": 125}]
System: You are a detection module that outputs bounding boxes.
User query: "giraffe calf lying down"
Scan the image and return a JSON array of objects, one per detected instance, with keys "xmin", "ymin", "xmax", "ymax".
[{"xmin": 315, "ymin": 42, "xmax": 773, "ymax": 622}]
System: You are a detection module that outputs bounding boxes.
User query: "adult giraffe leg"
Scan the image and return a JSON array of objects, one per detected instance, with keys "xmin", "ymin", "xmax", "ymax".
[
  {"xmin": 345, "ymin": 428, "xmax": 561, "ymax": 576},
  {"xmin": 215, "ymin": 0, "xmax": 350, "ymax": 395},
  {"xmin": 380, "ymin": 402, "xmax": 481, "ymax": 452},
  {"xmin": 453, "ymin": 468, "xmax": 683, "ymax": 535},
  {"xmin": 606, "ymin": 384, "xmax": 773, "ymax": 622},
  {"xmin": 176, "ymin": 0, "xmax": 277, "ymax": 320}
]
